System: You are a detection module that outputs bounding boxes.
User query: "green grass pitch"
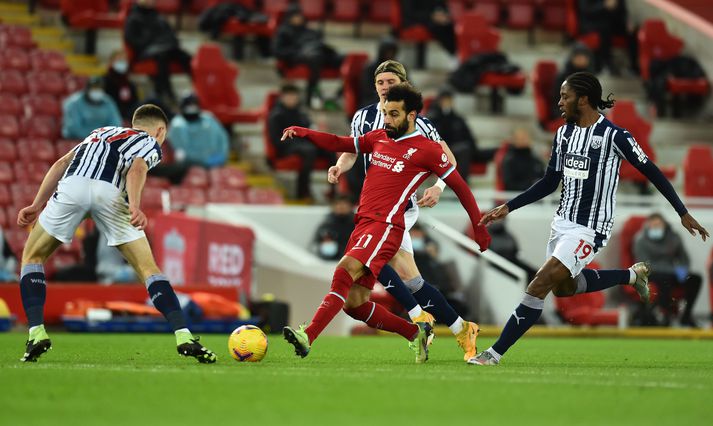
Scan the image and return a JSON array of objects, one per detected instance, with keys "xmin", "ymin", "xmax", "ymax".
[{"xmin": 1, "ymin": 332, "xmax": 712, "ymax": 426}]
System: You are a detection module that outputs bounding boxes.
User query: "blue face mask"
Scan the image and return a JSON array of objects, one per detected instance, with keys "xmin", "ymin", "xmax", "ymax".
[
  {"xmin": 112, "ymin": 60, "xmax": 129, "ymax": 74},
  {"xmin": 647, "ymin": 227, "xmax": 665, "ymax": 240},
  {"xmin": 319, "ymin": 241, "xmax": 339, "ymax": 258},
  {"xmin": 411, "ymin": 237, "xmax": 425, "ymax": 252}
]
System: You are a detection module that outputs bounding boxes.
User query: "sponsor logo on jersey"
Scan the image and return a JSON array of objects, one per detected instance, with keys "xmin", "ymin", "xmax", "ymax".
[
  {"xmin": 563, "ymin": 153, "xmax": 590, "ymax": 179},
  {"xmin": 403, "ymin": 148, "xmax": 418, "ymax": 160}
]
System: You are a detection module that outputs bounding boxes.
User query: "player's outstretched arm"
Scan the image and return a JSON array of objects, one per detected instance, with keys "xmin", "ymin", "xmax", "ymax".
[
  {"xmin": 328, "ymin": 152, "xmax": 358, "ymax": 184},
  {"xmin": 441, "ymin": 168, "xmax": 491, "ymax": 252},
  {"xmin": 126, "ymin": 158, "xmax": 149, "ymax": 231},
  {"xmin": 479, "ymin": 204, "xmax": 510, "ymax": 226},
  {"xmin": 17, "ymin": 151, "xmax": 74, "ymax": 227},
  {"xmin": 680, "ymin": 213, "xmax": 709, "ymax": 241},
  {"xmin": 281, "ymin": 126, "xmax": 367, "ymax": 153},
  {"xmin": 417, "ymin": 141, "xmax": 456, "ymax": 208}
]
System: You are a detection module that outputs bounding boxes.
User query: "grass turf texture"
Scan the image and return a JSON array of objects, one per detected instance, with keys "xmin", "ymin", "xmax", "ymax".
[{"xmin": 1, "ymin": 332, "xmax": 712, "ymax": 426}]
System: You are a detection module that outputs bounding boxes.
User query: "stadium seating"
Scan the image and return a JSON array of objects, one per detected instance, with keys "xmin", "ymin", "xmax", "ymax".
[
  {"xmin": 0, "ymin": 139, "xmax": 17, "ymax": 161},
  {"xmin": 26, "ymin": 71, "xmax": 66, "ymax": 97},
  {"xmin": 537, "ymin": 0, "xmax": 566, "ymax": 31},
  {"xmin": 10, "ymin": 182, "xmax": 38, "ymax": 206},
  {"xmin": 0, "ymin": 93, "xmax": 23, "ymax": 117},
  {"xmin": 0, "ymin": 115, "xmax": 20, "ymax": 139},
  {"xmin": 683, "ymin": 145, "xmax": 713, "ymax": 197},
  {"xmin": 14, "ymin": 162, "xmax": 50, "ymax": 184},
  {"xmin": 493, "ymin": 142, "xmax": 511, "ymax": 191},
  {"xmin": 532, "ymin": 60, "xmax": 565, "ymax": 132},
  {"xmin": 246, "ymin": 187, "xmax": 284, "ymax": 205},
  {"xmin": 55, "ymin": 139, "xmax": 80, "ymax": 158},
  {"xmin": 554, "ymin": 262, "xmax": 620, "ymax": 326},
  {"xmin": 182, "ymin": 166, "xmax": 210, "ymax": 189},
  {"xmin": 30, "ymin": 50, "xmax": 70, "ymax": 73},
  {"xmin": 340, "ymin": 52, "xmax": 369, "ymax": 118},
  {"xmin": 207, "ymin": 187, "xmax": 247, "ymax": 204},
  {"xmin": 0, "ymin": 183, "xmax": 10, "ymax": 207},
  {"xmin": 0, "ymin": 162, "xmax": 13, "ymax": 184},
  {"xmin": 564, "ymin": 0, "xmax": 627, "ymax": 50},
  {"xmin": 23, "ymin": 94, "xmax": 62, "ymax": 119},
  {"xmin": 505, "ymin": 0, "xmax": 536, "ymax": 31},
  {"xmin": 330, "ymin": 0, "xmax": 361, "ymax": 23},
  {"xmin": 191, "ymin": 43, "xmax": 264, "ymax": 125},
  {"xmin": 472, "ymin": 0, "xmax": 501, "ymax": 26},
  {"xmin": 389, "ymin": 0, "xmax": 432, "ymax": 69},
  {"xmin": 0, "ymin": 47, "xmax": 31, "ymax": 72},
  {"xmin": 0, "ymin": 70, "xmax": 28, "ymax": 96},
  {"xmin": 65, "ymin": 74, "xmax": 88, "ymax": 95},
  {"xmin": 607, "ymin": 100, "xmax": 676, "ymax": 186},
  {"xmin": 17, "ymin": 138, "xmax": 56, "ymax": 163},
  {"xmin": 262, "ymin": 91, "xmax": 330, "ymax": 172},
  {"xmin": 208, "ymin": 167, "xmax": 248, "ymax": 190},
  {"xmin": 455, "ymin": 12, "xmax": 527, "ymax": 112},
  {"xmin": 168, "ymin": 187, "xmax": 207, "ymax": 209},
  {"xmin": 299, "ymin": 0, "xmax": 327, "ymax": 21},
  {"xmin": 0, "ymin": 203, "xmax": 6, "ymax": 228},
  {"xmin": 60, "ymin": 0, "xmax": 124, "ymax": 29},
  {"xmin": 20, "ymin": 115, "xmax": 60, "ymax": 140},
  {"xmin": 0, "ymin": 25, "xmax": 37, "ymax": 49}
]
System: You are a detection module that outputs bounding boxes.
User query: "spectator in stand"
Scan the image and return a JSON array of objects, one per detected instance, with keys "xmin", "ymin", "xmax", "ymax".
[
  {"xmin": 103, "ymin": 49, "xmax": 140, "ymax": 123},
  {"xmin": 272, "ymin": 5, "xmax": 343, "ymax": 109},
  {"xmin": 123, "ymin": 0, "xmax": 192, "ymax": 103},
  {"xmin": 552, "ymin": 44, "xmax": 596, "ymax": 117},
  {"xmin": 360, "ymin": 36, "xmax": 399, "ymax": 107},
  {"xmin": 577, "ymin": 0, "xmax": 638, "ymax": 75},
  {"xmin": 167, "ymin": 93, "xmax": 230, "ymax": 169},
  {"xmin": 400, "ymin": 0, "xmax": 456, "ymax": 57},
  {"xmin": 312, "ymin": 195, "xmax": 355, "ymax": 260},
  {"xmin": 0, "ymin": 230, "xmax": 17, "ymax": 282},
  {"xmin": 62, "ymin": 76, "xmax": 122, "ymax": 140},
  {"xmin": 410, "ymin": 224, "xmax": 468, "ymax": 318},
  {"xmin": 427, "ymin": 88, "xmax": 495, "ymax": 179},
  {"xmin": 268, "ymin": 84, "xmax": 334, "ymax": 201},
  {"xmin": 633, "ymin": 213, "xmax": 702, "ymax": 327},
  {"xmin": 501, "ymin": 128, "xmax": 545, "ymax": 191},
  {"xmin": 486, "ymin": 219, "xmax": 537, "ymax": 283}
]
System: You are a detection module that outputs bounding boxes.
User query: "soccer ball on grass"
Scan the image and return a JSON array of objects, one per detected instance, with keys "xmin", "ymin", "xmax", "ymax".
[{"xmin": 228, "ymin": 325, "xmax": 268, "ymax": 362}]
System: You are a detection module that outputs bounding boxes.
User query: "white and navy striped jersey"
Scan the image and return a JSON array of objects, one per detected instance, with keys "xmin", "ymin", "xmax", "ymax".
[
  {"xmin": 63, "ymin": 126, "xmax": 162, "ymax": 195},
  {"xmin": 550, "ymin": 114, "xmax": 650, "ymax": 243},
  {"xmin": 350, "ymin": 103, "xmax": 442, "ymax": 174}
]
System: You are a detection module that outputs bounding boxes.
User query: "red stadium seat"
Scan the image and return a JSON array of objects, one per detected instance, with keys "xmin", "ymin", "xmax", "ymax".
[
  {"xmin": 65, "ymin": 74, "xmax": 88, "ymax": 95},
  {"xmin": 26, "ymin": 71, "xmax": 66, "ymax": 97},
  {"xmin": 20, "ymin": 115, "xmax": 59, "ymax": 139},
  {"xmin": 390, "ymin": 0, "xmax": 432, "ymax": 68},
  {"xmin": 0, "ymin": 25, "xmax": 37, "ymax": 50},
  {"xmin": 0, "ymin": 93, "xmax": 23, "ymax": 117},
  {"xmin": 0, "ymin": 47, "xmax": 31, "ymax": 72},
  {"xmin": 145, "ymin": 176, "xmax": 172, "ymax": 189},
  {"xmin": 538, "ymin": 0, "xmax": 566, "ymax": 31},
  {"xmin": 55, "ymin": 139, "xmax": 80, "ymax": 157},
  {"xmin": 0, "ymin": 70, "xmax": 28, "ymax": 96},
  {"xmin": 447, "ymin": 0, "xmax": 471, "ymax": 18},
  {"xmin": 208, "ymin": 167, "xmax": 248, "ymax": 189},
  {"xmin": 17, "ymin": 138, "xmax": 56, "ymax": 163},
  {"xmin": 366, "ymin": 0, "xmax": 393, "ymax": 23},
  {"xmin": 340, "ymin": 52, "xmax": 369, "ymax": 118},
  {"xmin": 191, "ymin": 43, "xmax": 264, "ymax": 125},
  {"xmin": 683, "ymin": 145, "xmax": 713, "ymax": 197},
  {"xmin": 246, "ymin": 187, "xmax": 284, "ymax": 205},
  {"xmin": 30, "ymin": 50, "xmax": 70, "ymax": 74},
  {"xmin": 168, "ymin": 187, "xmax": 207, "ymax": 209},
  {"xmin": 0, "ymin": 139, "xmax": 17, "ymax": 161},
  {"xmin": 331, "ymin": 0, "xmax": 361, "ymax": 23},
  {"xmin": 60, "ymin": 0, "xmax": 124, "ymax": 29},
  {"xmin": 262, "ymin": 0, "xmax": 290, "ymax": 16},
  {"xmin": 182, "ymin": 166, "xmax": 210, "ymax": 189},
  {"xmin": 23, "ymin": 94, "xmax": 62, "ymax": 119},
  {"xmin": 262, "ymin": 92, "xmax": 329, "ymax": 172},
  {"xmin": 207, "ymin": 187, "xmax": 247, "ymax": 204},
  {"xmin": 0, "ymin": 183, "xmax": 10, "ymax": 207},
  {"xmin": 554, "ymin": 262, "xmax": 620, "ymax": 326},
  {"xmin": 608, "ymin": 100, "xmax": 676, "ymax": 184},
  {"xmin": 493, "ymin": 142, "xmax": 511, "ymax": 191},
  {"xmin": 505, "ymin": 0, "xmax": 536, "ymax": 30},
  {"xmin": 472, "ymin": 0, "xmax": 501, "ymax": 26},
  {"xmin": 0, "ymin": 162, "xmax": 13, "ymax": 184},
  {"xmin": 298, "ymin": 0, "xmax": 327, "ymax": 21},
  {"xmin": 3, "ymin": 228, "xmax": 28, "ymax": 259},
  {"xmin": 0, "ymin": 115, "xmax": 20, "ymax": 139},
  {"xmin": 532, "ymin": 60, "xmax": 565, "ymax": 132},
  {"xmin": 638, "ymin": 19, "xmax": 683, "ymax": 82},
  {"xmin": 0, "ymin": 204, "xmax": 6, "ymax": 227},
  {"xmin": 140, "ymin": 186, "xmax": 166, "ymax": 211},
  {"xmin": 13, "ymin": 162, "xmax": 51, "ymax": 184},
  {"xmin": 10, "ymin": 183, "xmax": 38, "ymax": 206}
]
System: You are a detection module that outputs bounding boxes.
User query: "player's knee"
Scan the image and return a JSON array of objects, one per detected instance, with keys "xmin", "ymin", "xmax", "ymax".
[
  {"xmin": 527, "ymin": 273, "xmax": 554, "ymax": 298},
  {"xmin": 337, "ymin": 256, "xmax": 363, "ymax": 280},
  {"xmin": 344, "ymin": 287, "xmax": 369, "ymax": 309}
]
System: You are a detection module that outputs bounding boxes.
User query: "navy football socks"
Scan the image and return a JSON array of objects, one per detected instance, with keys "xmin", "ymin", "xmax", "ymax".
[
  {"xmin": 377, "ymin": 264, "xmax": 419, "ymax": 311},
  {"xmin": 146, "ymin": 274, "xmax": 187, "ymax": 331},
  {"xmin": 490, "ymin": 293, "xmax": 543, "ymax": 357},
  {"xmin": 20, "ymin": 264, "xmax": 46, "ymax": 328},
  {"xmin": 578, "ymin": 269, "xmax": 631, "ymax": 293},
  {"xmin": 412, "ymin": 279, "xmax": 459, "ymax": 327}
]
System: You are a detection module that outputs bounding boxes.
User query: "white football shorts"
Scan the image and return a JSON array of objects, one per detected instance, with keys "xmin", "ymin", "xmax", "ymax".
[
  {"xmin": 39, "ymin": 175, "xmax": 145, "ymax": 246},
  {"xmin": 546, "ymin": 215, "xmax": 601, "ymax": 277},
  {"xmin": 399, "ymin": 194, "xmax": 419, "ymax": 254}
]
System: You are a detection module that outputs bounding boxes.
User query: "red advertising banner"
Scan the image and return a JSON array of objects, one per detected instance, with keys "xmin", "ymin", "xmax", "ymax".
[{"xmin": 151, "ymin": 213, "xmax": 255, "ymax": 298}]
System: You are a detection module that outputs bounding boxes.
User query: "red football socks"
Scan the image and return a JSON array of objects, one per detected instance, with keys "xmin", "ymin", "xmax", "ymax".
[
  {"xmin": 344, "ymin": 301, "xmax": 419, "ymax": 340},
  {"xmin": 305, "ymin": 267, "xmax": 353, "ymax": 344}
]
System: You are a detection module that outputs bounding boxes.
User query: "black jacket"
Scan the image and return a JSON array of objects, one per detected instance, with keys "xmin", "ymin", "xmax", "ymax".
[
  {"xmin": 427, "ymin": 105, "xmax": 476, "ymax": 150},
  {"xmin": 103, "ymin": 69, "xmax": 139, "ymax": 121},
  {"xmin": 272, "ymin": 22, "xmax": 323, "ymax": 62},
  {"xmin": 267, "ymin": 102, "xmax": 311, "ymax": 157},
  {"xmin": 124, "ymin": 5, "xmax": 179, "ymax": 58},
  {"xmin": 502, "ymin": 146, "xmax": 545, "ymax": 191}
]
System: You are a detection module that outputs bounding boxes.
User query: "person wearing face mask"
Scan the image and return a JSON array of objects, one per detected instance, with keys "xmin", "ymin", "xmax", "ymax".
[
  {"xmin": 633, "ymin": 213, "xmax": 703, "ymax": 327},
  {"xmin": 62, "ymin": 76, "xmax": 122, "ymax": 140},
  {"xmin": 501, "ymin": 128, "xmax": 545, "ymax": 192},
  {"xmin": 312, "ymin": 195, "xmax": 355, "ymax": 260},
  {"xmin": 103, "ymin": 50, "xmax": 139, "ymax": 122},
  {"xmin": 167, "ymin": 93, "xmax": 230, "ymax": 169},
  {"xmin": 427, "ymin": 88, "xmax": 495, "ymax": 179}
]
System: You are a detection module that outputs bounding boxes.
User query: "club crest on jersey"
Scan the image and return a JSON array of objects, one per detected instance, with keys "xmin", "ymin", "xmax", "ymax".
[
  {"xmin": 403, "ymin": 148, "xmax": 418, "ymax": 160},
  {"xmin": 563, "ymin": 153, "xmax": 590, "ymax": 179},
  {"xmin": 591, "ymin": 136, "xmax": 603, "ymax": 149}
]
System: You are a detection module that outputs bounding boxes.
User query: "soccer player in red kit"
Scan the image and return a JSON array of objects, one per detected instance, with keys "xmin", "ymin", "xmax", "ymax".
[{"xmin": 281, "ymin": 83, "xmax": 491, "ymax": 363}]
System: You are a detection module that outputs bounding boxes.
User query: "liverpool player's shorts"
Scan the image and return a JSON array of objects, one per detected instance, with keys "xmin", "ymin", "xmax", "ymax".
[
  {"xmin": 39, "ymin": 175, "xmax": 145, "ymax": 246},
  {"xmin": 546, "ymin": 215, "xmax": 602, "ymax": 277},
  {"xmin": 399, "ymin": 198, "xmax": 419, "ymax": 254},
  {"xmin": 345, "ymin": 218, "xmax": 404, "ymax": 290}
]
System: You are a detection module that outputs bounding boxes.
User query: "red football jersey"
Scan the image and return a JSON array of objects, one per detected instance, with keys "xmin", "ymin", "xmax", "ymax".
[{"xmin": 354, "ymin": 129, "xmax": 455, "ymax": 229}]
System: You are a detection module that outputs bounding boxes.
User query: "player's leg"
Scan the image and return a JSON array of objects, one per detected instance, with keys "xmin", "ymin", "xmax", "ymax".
[
  {"xmin": 18, "ymin": 224, "xmax": 63, "ymax": 362},
  {"xmin": 552, "ymin": 263, "xmax": 650, "ymax": 302},
  {"xmin": 115, "ymin": 238, "xmax": 216, "ymax": 363}
]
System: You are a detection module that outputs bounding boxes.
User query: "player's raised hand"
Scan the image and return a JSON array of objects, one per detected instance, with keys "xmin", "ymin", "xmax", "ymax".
[
  {"xmin": 327, "ymin": 165, "xmax": 342, "ymax": 184},
  {"xmin": 129, "ymin": 205, "xmax": 147, "ymax": 231},
  {"xmin": 479, "ymin": 204, "xmax": 509, "ymax": 226},
  {"xmin": 473, "ymin": 224, "xmax": 491, "ymax": 252},
  {"xmin": 680, "ymin": 213, "xmax": 709, "ymax": 241},
  {"xmin": 17, "ymin": 204, "xmax": 41, "ymax": 227},
  {"xmin": 281, "ymin": 126, "xmax": 307, "ymax": 141},
  {"xmin": 416, "ymin": 185, "xmax": 443, "ymax": 208}
]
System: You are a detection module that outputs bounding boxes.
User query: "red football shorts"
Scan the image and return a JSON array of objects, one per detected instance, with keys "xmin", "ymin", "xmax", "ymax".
[{"xmin": 344, "ymin": 218, "xmax": 404, "ymax": 290}]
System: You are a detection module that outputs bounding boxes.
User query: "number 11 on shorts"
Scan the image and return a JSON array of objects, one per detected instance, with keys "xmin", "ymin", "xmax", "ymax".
[{"xmin": 355, "ymin": 233, "xmax": 373, "ymax": 249}]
